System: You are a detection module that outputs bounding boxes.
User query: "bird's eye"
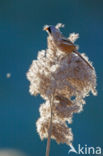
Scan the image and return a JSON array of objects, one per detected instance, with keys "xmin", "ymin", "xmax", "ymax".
[{"xmin": 48, "ymin": 27, "xmax": 51, "ymax": 34}]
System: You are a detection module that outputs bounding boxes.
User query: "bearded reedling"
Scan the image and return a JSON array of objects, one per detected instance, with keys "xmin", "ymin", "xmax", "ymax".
[{"xmin": 44, "ymin": 25, "xmax": 93, "ymax": 70}]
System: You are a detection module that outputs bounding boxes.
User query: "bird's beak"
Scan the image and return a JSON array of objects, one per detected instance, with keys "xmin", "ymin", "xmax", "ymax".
[{"xmin": 43, "ymin": 26, "xmax": 49, "ymax": 31}]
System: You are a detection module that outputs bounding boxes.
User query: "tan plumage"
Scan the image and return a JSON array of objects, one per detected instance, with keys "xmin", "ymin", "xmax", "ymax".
[{"xmin": 56, "ymin": 38, "xmax": 76, "ymax": 53}]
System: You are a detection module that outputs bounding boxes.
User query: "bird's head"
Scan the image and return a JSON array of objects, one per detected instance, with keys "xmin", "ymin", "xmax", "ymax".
[{"xmin": 44, "ymin": 25, "xmax": 62, "ymax": 39}]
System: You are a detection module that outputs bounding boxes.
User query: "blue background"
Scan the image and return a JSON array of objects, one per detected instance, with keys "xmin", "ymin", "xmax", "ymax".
[{"xmin": 0, "ymin": 0, "xmax": 103, "ymax": 156}]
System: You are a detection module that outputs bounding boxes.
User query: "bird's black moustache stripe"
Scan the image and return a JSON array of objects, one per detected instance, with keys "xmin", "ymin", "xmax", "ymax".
[{"xmin": 48, "ymin": 27, "xmax": 51, "ymax": 33}]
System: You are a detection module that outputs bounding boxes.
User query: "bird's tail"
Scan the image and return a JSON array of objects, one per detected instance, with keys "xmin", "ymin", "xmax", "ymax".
[{"xmin": 73, "ymin": 50, "xmax": 93, "ymax": 70}]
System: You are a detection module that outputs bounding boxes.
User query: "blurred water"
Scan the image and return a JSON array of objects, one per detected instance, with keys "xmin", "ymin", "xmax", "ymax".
[{"xmin": 0, "ymin": 0, "xmax": 103, "ymax": 156}]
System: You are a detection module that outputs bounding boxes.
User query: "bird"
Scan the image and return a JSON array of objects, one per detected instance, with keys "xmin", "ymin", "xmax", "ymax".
[{"xmin": 44, "ymin": 25, "xmax": 93, "ymax": 70}]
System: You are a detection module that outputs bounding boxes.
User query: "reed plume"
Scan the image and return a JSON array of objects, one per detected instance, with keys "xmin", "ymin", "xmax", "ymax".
[{"xmin": 26, "ymin": 23, "xmax": 97, "ymax": 156}]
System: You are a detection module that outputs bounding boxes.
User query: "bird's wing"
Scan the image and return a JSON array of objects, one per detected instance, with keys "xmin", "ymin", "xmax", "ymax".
[{"xmin": 62, "ymin": 38, "xmax": 75, "ymax": 46}]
